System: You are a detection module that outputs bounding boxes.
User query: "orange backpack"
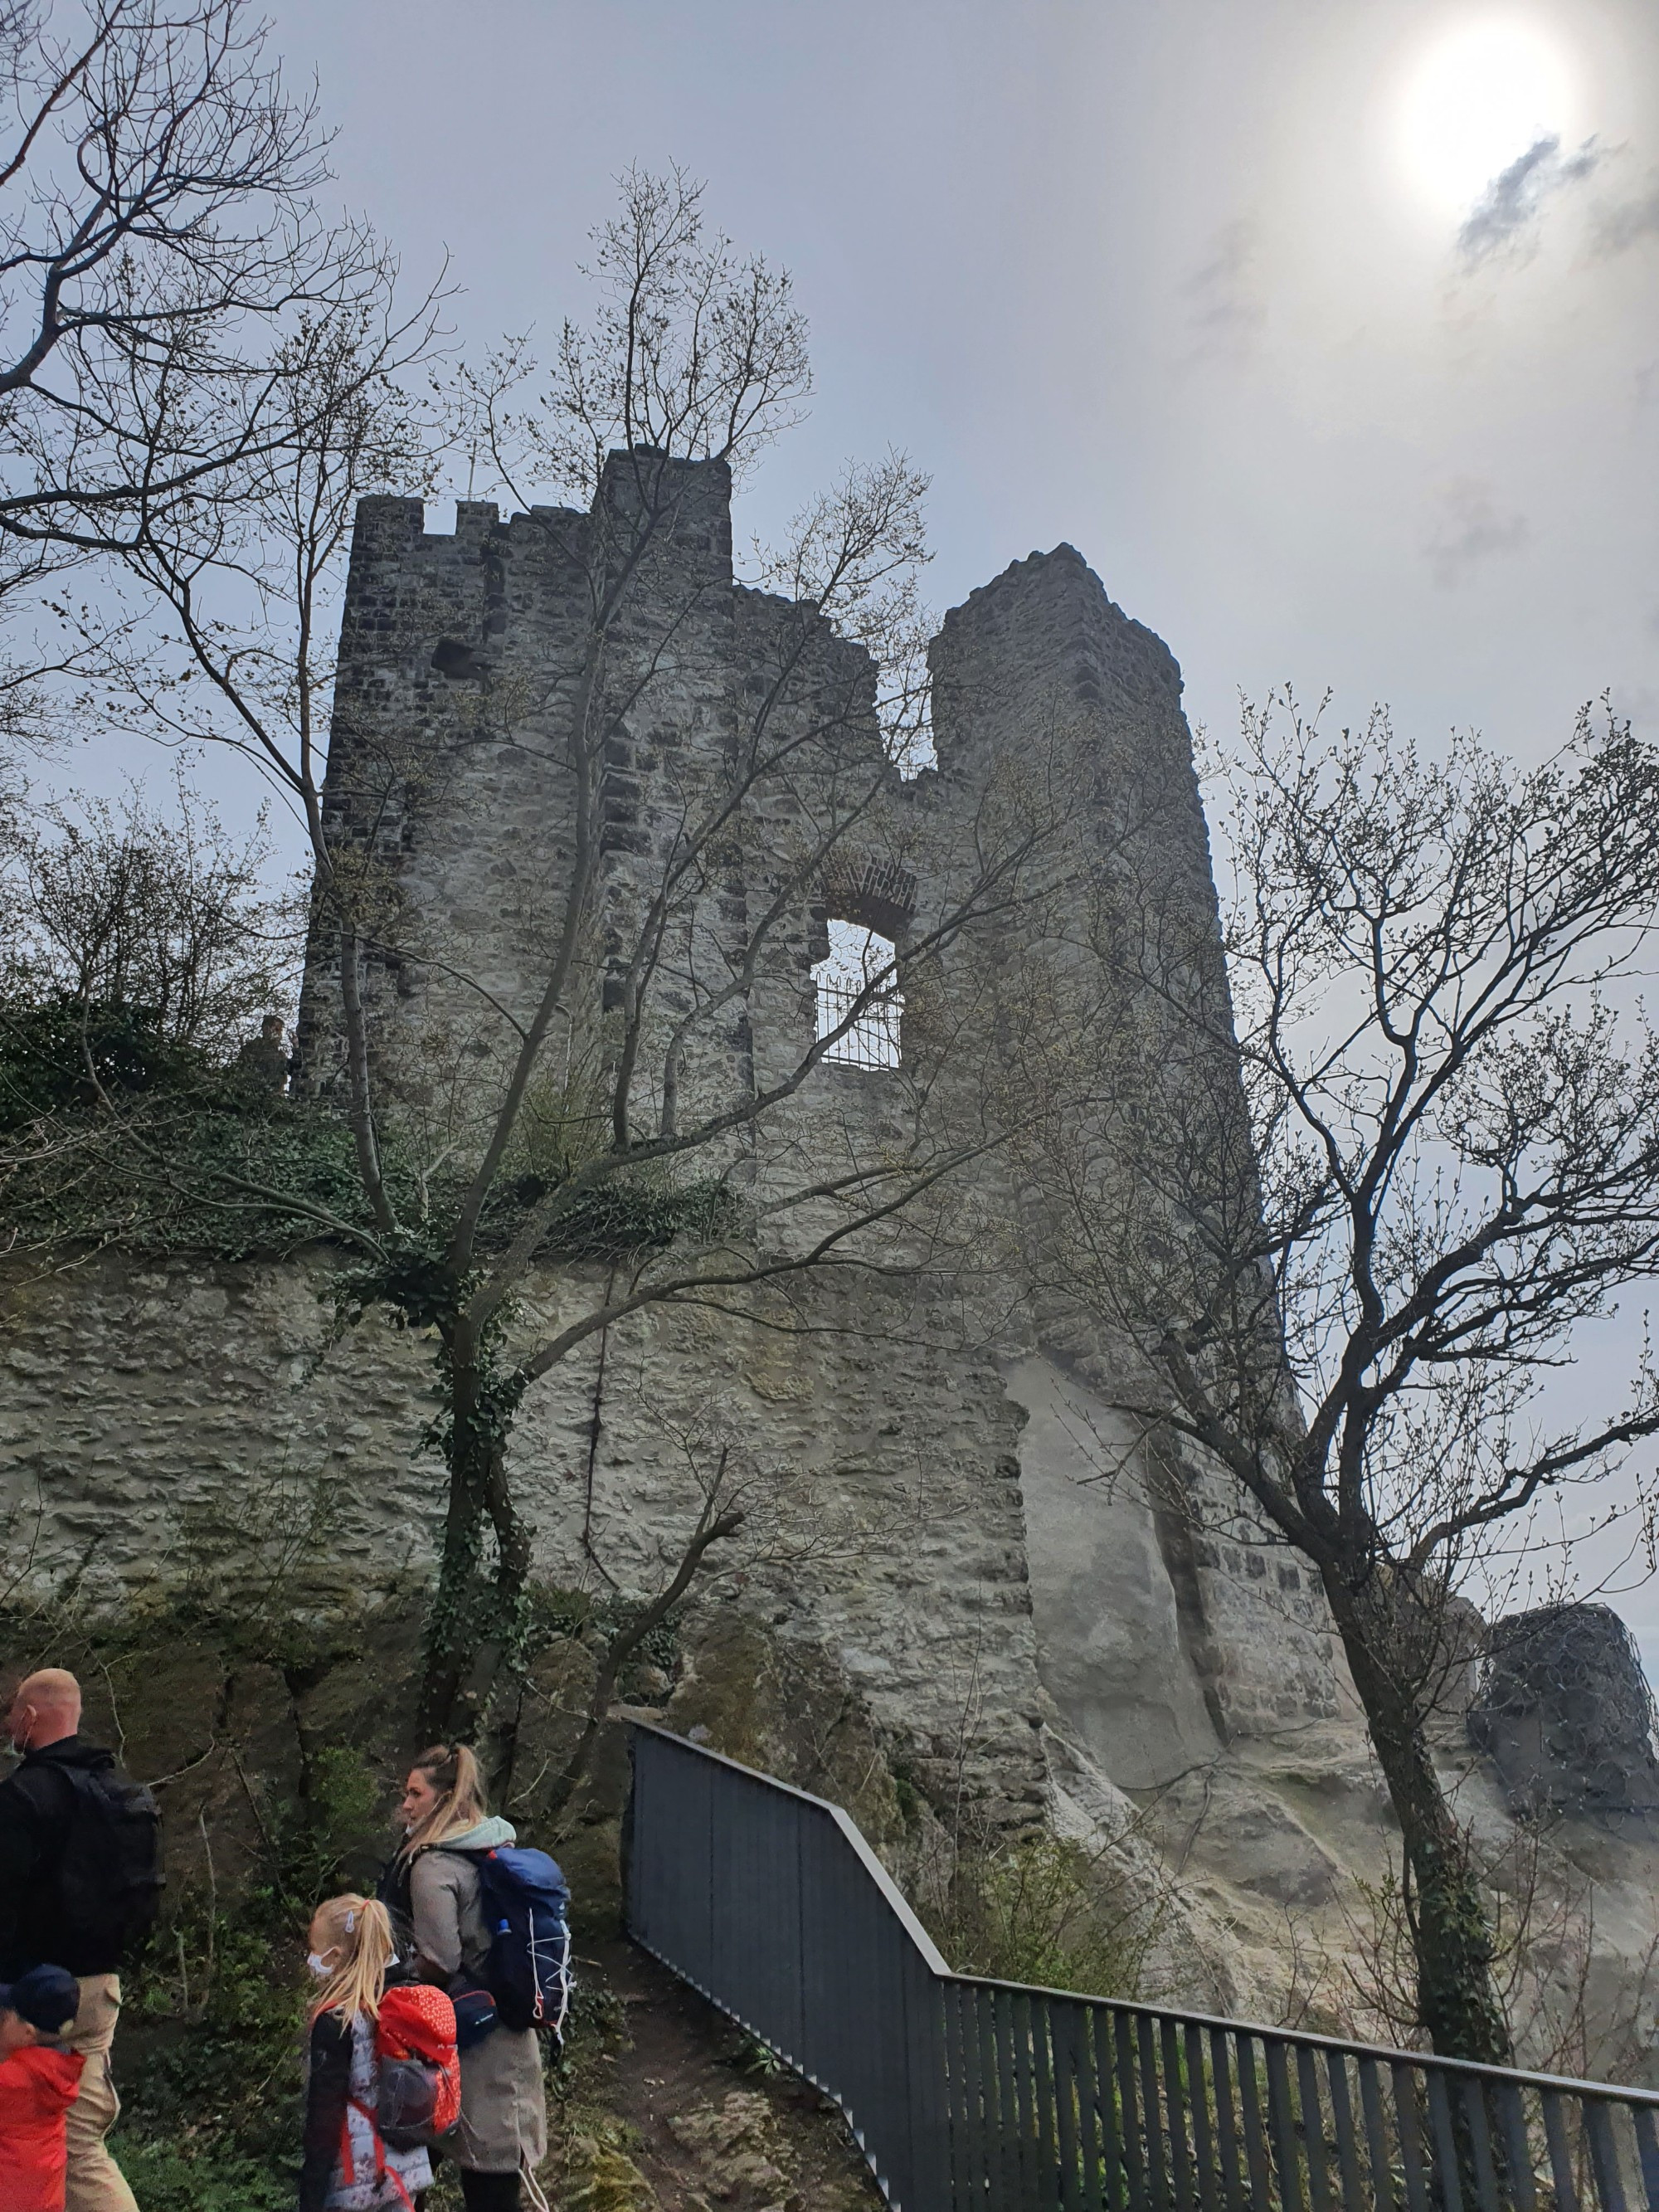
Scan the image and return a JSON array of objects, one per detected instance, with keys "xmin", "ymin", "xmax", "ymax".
[{"xmin": 372, "ymin": 1983, "xmax": 460, "ymax": 2148}]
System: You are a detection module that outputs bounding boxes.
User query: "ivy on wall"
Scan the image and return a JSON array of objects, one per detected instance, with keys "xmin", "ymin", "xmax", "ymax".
[{"xmin": 0, "ymin": 997, "xmax": 737, "ymax": 1266}]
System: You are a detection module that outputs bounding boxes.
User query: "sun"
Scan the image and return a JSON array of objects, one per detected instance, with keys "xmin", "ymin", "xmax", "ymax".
[{"xmin": 1397, "ymin": 17, "xmax": 1579, "ymax": 216}]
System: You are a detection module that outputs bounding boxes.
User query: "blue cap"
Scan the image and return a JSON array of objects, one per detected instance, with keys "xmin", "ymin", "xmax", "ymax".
[{"xmin": 0, "ymin": 1965, "xmax": 80, "ymax": 2034}]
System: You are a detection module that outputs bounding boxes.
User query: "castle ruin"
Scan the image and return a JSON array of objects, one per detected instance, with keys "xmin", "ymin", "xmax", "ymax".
[
  {"xmin": 294, "ymin": 450, "xmax": 1343, "ymax": 1785},
  {"xmin": 7, "ymin": 452, "xmax": 1659, "ymax": 2029}
]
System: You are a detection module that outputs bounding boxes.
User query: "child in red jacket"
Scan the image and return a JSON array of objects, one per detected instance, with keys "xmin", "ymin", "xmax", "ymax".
[{"xmin": 0, "ymin": 1966, "xmax": 84, "ymax": 2212}]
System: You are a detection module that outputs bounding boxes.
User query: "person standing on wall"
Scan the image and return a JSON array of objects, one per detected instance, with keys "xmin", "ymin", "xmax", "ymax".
[
  {"xmin": 0, "ymin": 1669, "xmax": 163, "ymax": 2212},
  {"xmin": 381, "ymin": 1746, "xmax": 548, "ymax": 2212}
]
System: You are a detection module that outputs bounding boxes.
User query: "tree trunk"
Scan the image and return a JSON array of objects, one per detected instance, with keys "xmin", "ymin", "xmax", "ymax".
[
  {"xmin": 544, "ymin": 1503, "xmax": 743, "ymax": 1820},
  {"xmin": 1323, "ymin": 1570, "xmax": 1512, "ymax": 2064},
  {"xmin": 416, "ymin": 1439, "xmax": 485, "ymax": 1744},
  {"xmin": 416, "ymin": 1342, "xmax": 532, "ymax": 1745}
]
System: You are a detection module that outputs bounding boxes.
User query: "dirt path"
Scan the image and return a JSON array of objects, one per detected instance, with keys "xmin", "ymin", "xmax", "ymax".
[{"xmin": 552, "ymin": 1937, "xmax": 885, "ymax": 2210}]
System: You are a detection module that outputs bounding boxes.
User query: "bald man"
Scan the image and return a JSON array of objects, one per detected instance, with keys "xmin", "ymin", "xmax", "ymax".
[{"xmin": 2, "ymin": 1669, "xmax": 144, "ymax": 2212}]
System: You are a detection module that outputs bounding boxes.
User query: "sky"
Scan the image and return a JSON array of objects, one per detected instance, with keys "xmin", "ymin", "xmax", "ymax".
[
  {"xmin": 254, "ymin": 0, "xmax": 1659, "ymax": 763},
  {"xmin": 93, "ymin": 0, "xmax": 1659, "ymax": 1657}
]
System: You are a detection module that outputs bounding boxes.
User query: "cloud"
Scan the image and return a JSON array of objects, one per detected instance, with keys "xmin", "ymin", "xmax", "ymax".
[
  {"xmin": 1423, "ymin": 478, "xmax": 1528, "ymax": 588},
  {"xmin": 1181, "ymin": 220, "xmax": 1266, "ymax": 363},
  {"xmin": 1457, "ymin": 135, "xmax": 1602, "ymax": 267},
  {"xmin": 1593, "ymin": 177, "xmax": 1659, "ymax": 256}
]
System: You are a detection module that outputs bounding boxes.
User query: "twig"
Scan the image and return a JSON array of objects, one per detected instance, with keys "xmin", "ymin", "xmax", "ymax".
[
  {"xmin": 198, "ymin": 1809, "xmax": 217, "ymax": 2015},
  {"xmin": 547, "ymin": 1485, "xmax": 745, "ymax": 1817}
]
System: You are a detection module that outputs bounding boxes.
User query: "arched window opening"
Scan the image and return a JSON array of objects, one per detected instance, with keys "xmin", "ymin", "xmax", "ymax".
[{"xmin": 813, "ymin": 919, "xmax": 902, "ymax": 1069}]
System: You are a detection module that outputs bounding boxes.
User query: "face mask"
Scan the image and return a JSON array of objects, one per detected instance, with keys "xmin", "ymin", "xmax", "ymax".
[{"xmin": 306, "ymin": 1952, "xmax": 335, "ymax": 1979}]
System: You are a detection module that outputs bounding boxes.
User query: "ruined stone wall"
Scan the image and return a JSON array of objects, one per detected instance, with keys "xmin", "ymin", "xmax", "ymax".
[
  {"xmin": 5, "ymin": 456, "xmax": 1351, "ymax": 1837},
  {"xmin": 912, "ymin": 542, "xmax": 1345, "ymax": 1756},
  {"xmin": 301, "ymin": 495, "xmax": 598, "ymax": 1128},
  {"xmin": 0, "ymin": 1249, "xmax": 1048, "ymax": 1819},
  {"xmin": 296, "ymin": 457, "xmax": 867, "ymax": 1147}
]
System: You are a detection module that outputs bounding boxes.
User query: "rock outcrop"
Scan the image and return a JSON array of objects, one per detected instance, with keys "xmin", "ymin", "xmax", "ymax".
[{"xmin": 1470, "ymin": 1604, "xmax": 1659, "ymax": 1820}]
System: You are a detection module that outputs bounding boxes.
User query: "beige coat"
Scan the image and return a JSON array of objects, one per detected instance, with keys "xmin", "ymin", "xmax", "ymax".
[{"xmin": 408, "ymin": 1845, "xmax": 548, "ymax": 2175}]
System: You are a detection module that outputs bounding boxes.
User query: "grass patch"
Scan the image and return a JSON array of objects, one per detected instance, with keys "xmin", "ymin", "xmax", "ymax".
[
  {"xmin": 115, "ymin": 2137, "xmax": 294, "ymax": 2212},
  {"xmin": 113, "ymin": 1884, "xmax": 309, "ymax": 2206}
]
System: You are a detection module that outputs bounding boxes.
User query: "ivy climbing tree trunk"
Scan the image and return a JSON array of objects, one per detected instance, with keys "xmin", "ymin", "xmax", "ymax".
[
  {"xmin": 1325, "ymin": 1571, "xmax": 1511, "ymax": 2064},
  {"xmin": 416, "ymin": 1319, "xmax": 531, "ymax": 1744}
]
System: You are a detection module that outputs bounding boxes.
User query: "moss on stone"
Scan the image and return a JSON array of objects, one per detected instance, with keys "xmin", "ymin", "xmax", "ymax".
[
  {"xmin": 560, "ymin": 2112, "xmax": 658, "ymax": 2212},
  {"xmin": 665, "ymin": 1610, "xmax": 917, "ymax": 1854},
  {"xmin": 668, "ymin": 2091, "xmax": 792, "ymax": 2203}
]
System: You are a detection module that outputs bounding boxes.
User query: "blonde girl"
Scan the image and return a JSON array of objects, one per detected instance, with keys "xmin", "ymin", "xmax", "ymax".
[
  {"xmin": 299, "ymin": 1893, "xmax": 432, "ymax": 2212},
  {"xmin": 381, "ymin": 1747, "xmax": 547, "ymax": 2212}
]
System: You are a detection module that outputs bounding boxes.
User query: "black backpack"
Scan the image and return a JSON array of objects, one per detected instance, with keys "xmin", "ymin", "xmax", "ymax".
[{"xmin": 57, "ymin": 1766, "xmax": 165, "ymax": 1957}]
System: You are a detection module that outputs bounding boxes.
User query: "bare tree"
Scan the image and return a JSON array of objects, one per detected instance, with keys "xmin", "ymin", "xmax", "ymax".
[
  {"xmin": 1012, "ymin": 694, "xmax": 1659, "ymax": 2061},
  {"xmin": 85, "ymin": 168, "xmax": 1054, "ymax": 1744},
  {"xmin": 1, "ymin": 763, "xmax": 296, "ymax": 1050},
  {"xmin": 0, "ymin": 0, "xmax": 409, "ymax": 753},
  {"xmin": 1347, "ymin": 1811, "xmax": 1659, "ymax": 2078}
]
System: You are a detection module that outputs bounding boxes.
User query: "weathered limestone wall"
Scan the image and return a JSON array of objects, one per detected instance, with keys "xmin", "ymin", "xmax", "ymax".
[
  {"xmin": 298, "ymin": 459, "xmax": 871, "ymax": 1146},
  {"xmin": 6, "ymin": 461, "xmax": 1350, "ymax": 1854},
  {"xmin": 1003, "ymin": 1355, "xmax": 1224, "ymax": 1791},
  {"xmin": 0, "ymin": 1250, "xmax": 1049, "ymax": 1819},
  {"xmin": 301, "ymin": 495, "xmax": 599, "ymax": 1117},
  {"xmin": 913, "ymin": 544, "xmax": 1347, "ymax": 1750}
]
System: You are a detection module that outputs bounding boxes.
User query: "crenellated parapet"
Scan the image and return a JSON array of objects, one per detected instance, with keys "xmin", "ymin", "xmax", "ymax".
[{"xmin": 294, "ymin": 450, "xmax": 1353, "ymax": 1802}]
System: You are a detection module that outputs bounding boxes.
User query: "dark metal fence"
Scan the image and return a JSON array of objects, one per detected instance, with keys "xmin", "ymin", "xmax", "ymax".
[{"xmin": 624, "ymin": 1722, "xmax": 1659, "ymax": 2212}]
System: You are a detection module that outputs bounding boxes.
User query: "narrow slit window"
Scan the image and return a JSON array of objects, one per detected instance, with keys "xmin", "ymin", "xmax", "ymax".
[{"xmin": 814, "ymin": 920, "xmax": 902, "ymax": 1069}]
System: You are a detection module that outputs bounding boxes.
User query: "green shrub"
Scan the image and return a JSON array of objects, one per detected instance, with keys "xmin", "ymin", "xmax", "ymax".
[
  {"xmin": 117, "ymin": 1883, "xmax": 308, "ymax": 2201},
  {"xmin": 2, "ymin": 1001, "xmax": 741, "ymax": 1268},
  {"xmin": 0, "ymin": 997, "xmax": 207, "ymax": 1128},
  {"xmin": 938, "ymin": 1829, "xmax": 1164, "ymax": 2000},
  {"xmin": 279, "ymin": 1744, "xmax": 389, "ymax": 1900},
  {"xmin": 115, "ymin": 2137, "xmax": 294, "ymax": 2212}
]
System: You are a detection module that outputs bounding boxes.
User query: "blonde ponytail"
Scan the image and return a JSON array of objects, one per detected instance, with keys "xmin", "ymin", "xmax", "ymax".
[
  {"xmin": 400, "ymin": 1742, "xmax": 489, "ymax": 1856},
  {"xmin": 309, "ymin": 1893, "xmax": 396, "ymax": 2024}
]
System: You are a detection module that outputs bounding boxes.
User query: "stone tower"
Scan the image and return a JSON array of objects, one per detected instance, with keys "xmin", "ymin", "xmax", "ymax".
[
  {"xmin": 15, "ymin": 457, "xmax": 1659, "ymax": 2037},
  {"xmin": 286, "ymin": 451, "xmax": 1345, "ymax": 1812}
]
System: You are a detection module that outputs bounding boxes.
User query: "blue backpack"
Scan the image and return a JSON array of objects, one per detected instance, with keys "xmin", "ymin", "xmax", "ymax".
[{"xmin": 452, "ymin": 1846, "xmax": 572, "ymax": 2042}]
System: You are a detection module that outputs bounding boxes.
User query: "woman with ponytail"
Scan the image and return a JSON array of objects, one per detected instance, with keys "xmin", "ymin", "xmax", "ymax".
[
  {"xmin": 382, "ymin": 1748, "xmax": 547, "ymax": 2211},
  {"xmin": 299, "ymin": 1894, "xmax": 433, "ymax": 2212}
]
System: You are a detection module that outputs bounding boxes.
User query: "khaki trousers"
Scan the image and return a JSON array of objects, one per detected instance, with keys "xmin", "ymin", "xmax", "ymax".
[{"xmin": 65, "ymin": 1975, "xmax": 139, "ymax": 2212}]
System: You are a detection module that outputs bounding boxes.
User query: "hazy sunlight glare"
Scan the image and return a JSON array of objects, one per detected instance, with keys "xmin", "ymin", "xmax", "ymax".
[{"xmin": 1397, "ymin": 15, "xmax": 1578, "ymax": 213}]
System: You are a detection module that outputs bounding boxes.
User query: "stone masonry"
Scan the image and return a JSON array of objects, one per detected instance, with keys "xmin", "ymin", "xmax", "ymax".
[{"xmin": 2, "ymin": 453, "xmax": 1348, "ymax": 1830}]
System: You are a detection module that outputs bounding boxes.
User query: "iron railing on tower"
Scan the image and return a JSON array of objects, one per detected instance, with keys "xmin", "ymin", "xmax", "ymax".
[
  {"xmin": 815, "ymin": 974, "xmax": 903, "ymax": 1068},
  {"xmin": 623, "ymin": 1720, "xmax": 1659, "ymax": 2212}
]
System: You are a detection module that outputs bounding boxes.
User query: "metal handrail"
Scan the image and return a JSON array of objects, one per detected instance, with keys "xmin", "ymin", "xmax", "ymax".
[
  {"xmin": 947, "ymin": 1971, "xmax": 1659, "ymax": 2112},
  {"xmin": 624, "ymin": 1719, "xmax": 1659, "ymax": 2212}
]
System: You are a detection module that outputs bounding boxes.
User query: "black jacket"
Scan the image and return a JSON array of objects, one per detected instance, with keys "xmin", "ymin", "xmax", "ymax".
[
  {"xmin": 298, "ymin": 2008, "xmax": 355, "ymax": 2212},
  {"xmin": 0, "ymin": 1736, "xmax": 124, "ymax": 1976}
]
